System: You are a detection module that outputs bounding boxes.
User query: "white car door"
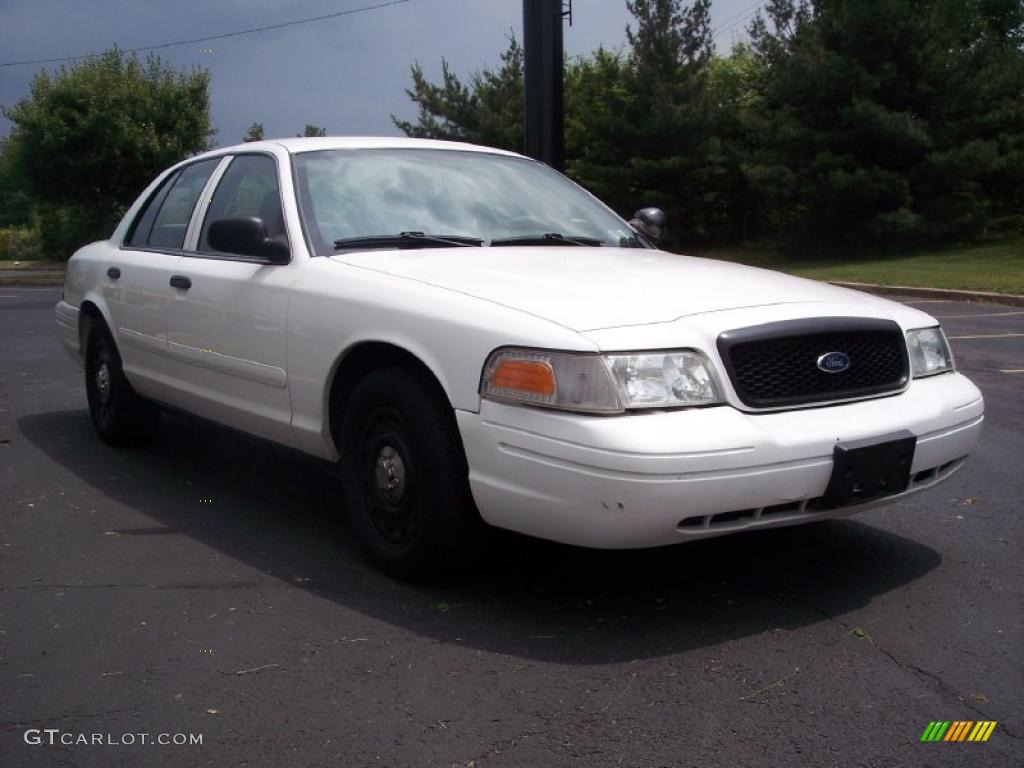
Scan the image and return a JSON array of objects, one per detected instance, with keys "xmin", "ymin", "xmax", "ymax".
[
  {"xmin": 161, "ymin": 151, "xmax": 298, "ymax": 445},
  {"xmin": 106, "ymin": 158, "xmax": 222, "ymax": 392}
]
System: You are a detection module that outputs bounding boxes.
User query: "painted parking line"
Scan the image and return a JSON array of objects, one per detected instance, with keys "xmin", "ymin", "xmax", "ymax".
[
  {"xmin": 998, "ymin": 369, "xmax": 1024, "ymax": 374},
  {"xmin": 934, "ymin": 311, "xmax": 1024, "ymax": 319},
  {"xmin": 948, "ymin": 333, "xmax": 1024, "ymax": 340}
]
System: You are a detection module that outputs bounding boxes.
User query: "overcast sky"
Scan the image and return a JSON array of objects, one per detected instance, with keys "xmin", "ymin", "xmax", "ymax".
[{"xmin": 0, "ymin": 0, "xmax": 758, "ymax": 146}]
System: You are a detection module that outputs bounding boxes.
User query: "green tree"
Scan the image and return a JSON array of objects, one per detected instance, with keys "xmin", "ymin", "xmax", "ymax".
[
  {"xmin": 392, "ymin": 35, "xmax": 524, "ymax": 151},
  {"xmin": 568, "ymin": 0, "xmax": 742, "ymax": 244},
  {"xmin": 0, "ymin": 137, "xmax": 41, "ymax": 260},
  {"xmin": 394, "ymin": 4, "xmax": 738, "ymax": 245},
  {"xmin": 392, "ymin": 0, "xmax": 1022, "ymax": 251},
  {"xmin": 0, "ymin": 137, "xmax": 32, "ymax": 228},
  {"xmin": 746, "ymin": 0, "xmax": 1024, "ymax": 248},
  {"xmin": 244, "ymin": 122, "xmax": 265, "ymax": 142},
  {"xmin": 2, "ymin": 48, "xmax": 213, "ymax": 258},
  {"xmin": 916, "ymin": 0, "xmax": 1024, "ymax": 237},
  {"xmin": 300, "ymin": 124, "xmax": 327, "ymax": 137},
  {"xmin": 563, "ymin": 48, "xmax": 635, "ymax": 212},
  {"xmin": 627, "ymin": 0, "xmax": 713, "ymax": 74},
  {"xmin": 703, "ymin": 43, "xmax": 765, "ymax": 241}
]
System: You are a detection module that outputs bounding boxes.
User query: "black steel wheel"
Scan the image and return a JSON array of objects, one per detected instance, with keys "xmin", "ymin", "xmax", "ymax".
[
  {"xmin": 84, "ymin": 323, "xmax": 158, "ymax": 444},
  {"xmin": 359, "ymin": 404, "xmax": 419, "ymax": 547},
  {"xmin": 338, "ymin": 366, "xmax": 484, "ymax": 578}
]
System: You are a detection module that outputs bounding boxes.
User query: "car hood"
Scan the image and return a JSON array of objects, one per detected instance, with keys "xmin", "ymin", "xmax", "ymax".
[{"xmin": 330, "ymin": 246, "xmax": 900, "ymax": 332}]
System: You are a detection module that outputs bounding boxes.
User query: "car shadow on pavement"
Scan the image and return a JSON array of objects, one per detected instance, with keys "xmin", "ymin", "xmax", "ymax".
[{"xmin": 20, "ymin": 408, "xmax": 943, "ymax": 665}]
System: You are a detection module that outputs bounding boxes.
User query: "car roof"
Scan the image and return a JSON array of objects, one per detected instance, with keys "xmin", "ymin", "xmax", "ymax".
[{"xmin": 191, "ymin": 136, "xmax": 525, "ymax": 162}]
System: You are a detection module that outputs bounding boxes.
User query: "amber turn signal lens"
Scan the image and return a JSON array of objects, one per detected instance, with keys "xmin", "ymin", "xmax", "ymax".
[{"xmin": 489, "ymin": 359, "xmax": 556, "ymax": 396}]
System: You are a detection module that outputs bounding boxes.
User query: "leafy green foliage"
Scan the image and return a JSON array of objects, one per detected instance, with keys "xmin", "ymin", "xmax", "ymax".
[
  {"xmin": 747, "ymin": 0, "xmax": 1024, "ymax": 248},
  {"xmin": 244, "ymin": 122, "xmax": 265, "ymax": 142},
  {"xmin": 0, "ymin": 223, "xmax": 43, "ymax": 261},
  {"xmin": 0, "ymin": 137, "xmax": 32, "ymax": 229},
  {"xmin": 395, "ymin": 0, "xmax": 1023, "ymax": 253},
  {"xmin": 392, "ymin": 35, "xmax": 524, "ymax": 151},
  {"xmin": 2, "ymin": 48, "xmax": 212, "ymax": 258},
  {"xmin": 300, "ymin": 124, "xmax": 327, "ymax": 137}
]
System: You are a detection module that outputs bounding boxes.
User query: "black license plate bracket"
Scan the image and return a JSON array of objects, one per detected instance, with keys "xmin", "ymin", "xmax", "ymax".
[{"xmin": 823, "ymin": 430, "xmax": 917, "ymax": 509}]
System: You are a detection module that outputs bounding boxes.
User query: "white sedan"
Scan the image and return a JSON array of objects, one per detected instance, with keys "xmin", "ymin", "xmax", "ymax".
[{"xmin": 55, "ymin": 137, "xmax": 984, "ymax": 577}]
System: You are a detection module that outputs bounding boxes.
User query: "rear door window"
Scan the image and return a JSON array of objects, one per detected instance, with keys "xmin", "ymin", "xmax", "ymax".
[{"xmin": 145, "ymin": 158, "xmax": 220, "ymax": 250}]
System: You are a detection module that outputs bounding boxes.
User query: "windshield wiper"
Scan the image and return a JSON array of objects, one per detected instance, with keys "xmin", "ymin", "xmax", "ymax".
[
  {"xmin": 334, "ymin": 232, "xmax": 483, "ymax": 250},
  {"xmin": 489, "ymin": 233, "xmax": 605, "ymax": 247}
]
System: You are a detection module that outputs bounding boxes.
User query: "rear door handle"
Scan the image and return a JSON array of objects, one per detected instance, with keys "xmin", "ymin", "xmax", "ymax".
[
  {"xmin": 169, "ymin": 275, "xmax": 192, "ymax": 290},
  {"xmin": 107, "ymin": 267, "xmax": 121, "ymax": 279}
]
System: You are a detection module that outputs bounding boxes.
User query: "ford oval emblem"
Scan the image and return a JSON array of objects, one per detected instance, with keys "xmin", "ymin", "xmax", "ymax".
[{"xmin": 817, "ymin": 351, "xmax": 850, "ymax": 373}]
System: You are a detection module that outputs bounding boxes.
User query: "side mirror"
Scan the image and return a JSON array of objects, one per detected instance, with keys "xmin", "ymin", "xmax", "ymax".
[
  {"xmin": 628, "ymin": 207, "xmax": 667, "ymax": 241},
  {"xmin": 207, "ymin": 217, "xmax": 289, "ymax": 263}
]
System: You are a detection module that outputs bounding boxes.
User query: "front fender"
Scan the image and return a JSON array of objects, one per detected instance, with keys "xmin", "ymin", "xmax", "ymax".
[{"xmin": 285, "ymin": 259, "xmax": 595, "ymax": 460}]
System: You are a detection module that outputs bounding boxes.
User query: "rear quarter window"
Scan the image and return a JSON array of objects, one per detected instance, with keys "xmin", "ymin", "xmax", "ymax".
[{"xmin": 125, "ymin": 170, "xmax": 180, "ymax": 248}]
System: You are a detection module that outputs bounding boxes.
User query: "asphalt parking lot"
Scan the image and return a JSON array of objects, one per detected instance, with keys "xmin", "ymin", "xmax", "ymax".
[{"xmin": 1, "ymin": 287, "xmax": 1021, "ymax": 768}]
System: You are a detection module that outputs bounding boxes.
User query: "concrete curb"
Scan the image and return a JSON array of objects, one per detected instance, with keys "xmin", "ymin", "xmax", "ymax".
[{"xmin": 829, "ymin": 281, "xmax": 1024, "ymax": 307}]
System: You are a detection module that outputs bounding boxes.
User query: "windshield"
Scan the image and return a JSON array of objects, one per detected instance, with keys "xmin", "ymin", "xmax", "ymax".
[{"xmin": 292, "ymin": 148, "xmax": 643, "ymax": 254}]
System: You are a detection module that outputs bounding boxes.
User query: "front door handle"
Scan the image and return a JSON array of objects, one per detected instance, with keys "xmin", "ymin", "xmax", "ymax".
[
  {"xmin": 169, "ymin": 275, "xmax": 192, "ymax": 291},
  {"xmin": 107, "ymin": 266, "xmax": 121, "ymax": 280}
]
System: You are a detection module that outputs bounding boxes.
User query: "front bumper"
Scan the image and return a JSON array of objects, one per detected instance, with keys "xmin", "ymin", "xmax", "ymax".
[{"xmin": 457, "ymin": 372, "xmax": 984, "ymax": 548}]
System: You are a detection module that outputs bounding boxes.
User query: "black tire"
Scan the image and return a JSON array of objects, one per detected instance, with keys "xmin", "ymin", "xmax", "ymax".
[
  {"xmin": 338, "ymin": 366, "xmax": 485, "ymax": 579},
  {"xmin": 84, "ymin": 323, "xmax": 159, "ymax": 444}
]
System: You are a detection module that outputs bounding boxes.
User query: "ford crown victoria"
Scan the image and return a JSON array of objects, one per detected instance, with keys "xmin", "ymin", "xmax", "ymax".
[{"xmin": 55, "ymin": 138, "xmax": 984, "ymax": 577}]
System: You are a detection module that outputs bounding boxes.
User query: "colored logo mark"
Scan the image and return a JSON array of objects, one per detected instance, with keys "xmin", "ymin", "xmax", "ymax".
[{"xmin": 920, "ymin": 721, "xmax": 997, "ymax": 742}]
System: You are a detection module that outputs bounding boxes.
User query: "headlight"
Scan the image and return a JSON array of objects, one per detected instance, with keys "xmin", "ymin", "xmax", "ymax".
[
  {"xmin": 906, "ymin": 327, "xmax": 953, "ymax": 378},
  {"xmin": 480, "ymin": 347, "xmax": 723, "ymax": 413},
  {"xmin": 605, "ymin": 351, "xmax": 722, "ymax": 408}
]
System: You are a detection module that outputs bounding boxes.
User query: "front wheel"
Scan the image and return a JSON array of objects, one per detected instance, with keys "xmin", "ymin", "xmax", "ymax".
[
  {"xmin": 84, "ymin": 324, "xmax": 158, "ymax": 444},
  {"xmin": 338, "ymin": 366, "xmax": 485, "ymax": 579}
]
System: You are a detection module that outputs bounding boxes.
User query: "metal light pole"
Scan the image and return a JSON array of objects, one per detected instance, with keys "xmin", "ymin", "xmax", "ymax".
[{"xmin": 523, "ymin": 0, "xmax": 571, "ymax": 171}]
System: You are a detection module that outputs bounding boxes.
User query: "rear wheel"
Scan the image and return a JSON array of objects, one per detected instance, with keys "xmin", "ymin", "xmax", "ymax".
[
  {"xmin": 338, "ymin": 366, "xmax": 484, "ymax": 579},
  {"xmin": 84, "ymin": 323, "xmax": 159, "ymax": 444}
]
